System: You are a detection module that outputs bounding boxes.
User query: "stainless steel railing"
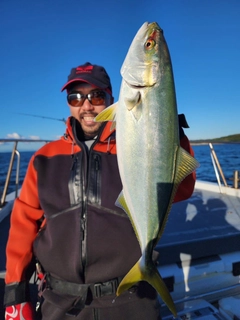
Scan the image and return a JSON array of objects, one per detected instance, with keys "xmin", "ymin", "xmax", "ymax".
[
  {"xmin": 209, "ymin": 143, "xmax": 240, "ymax": 191},
  {"xmin": 0, "ymin": 139, "xmax": 51, "ymax": 209}
]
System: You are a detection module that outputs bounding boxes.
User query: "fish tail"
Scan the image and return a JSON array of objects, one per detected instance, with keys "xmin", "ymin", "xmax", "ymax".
[{"xmin": 117, "ymin": 259, "xmax": 177, "ymax": 317}]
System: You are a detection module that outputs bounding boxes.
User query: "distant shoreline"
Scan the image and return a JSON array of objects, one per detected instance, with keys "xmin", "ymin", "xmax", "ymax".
[
  {"xmin": 189, "ymin": 133, "xmax": 240, "ymax": 145},
  {"xmin": 190, "ymin": 141, "xmax": 240, "ymax": 146}
]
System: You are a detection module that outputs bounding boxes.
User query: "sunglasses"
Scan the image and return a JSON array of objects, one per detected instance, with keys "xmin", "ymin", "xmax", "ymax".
[{"xmin": 67, "ymin": 90, "xmax": 108, "ymax": 107}]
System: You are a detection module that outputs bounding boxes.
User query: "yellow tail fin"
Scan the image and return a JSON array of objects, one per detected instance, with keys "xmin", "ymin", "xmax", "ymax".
[{"xmin": 117, "ymin": 259, "xmax": 177, "ymax": 318}]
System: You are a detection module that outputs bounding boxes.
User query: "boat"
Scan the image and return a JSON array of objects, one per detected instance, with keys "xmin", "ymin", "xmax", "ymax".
[
  {"xmin": 158, "ymin": 179, "xmax": 240, "ymax": 319},
  {"xmin": 1, "ymin": 139, "xmax": 240, "ymax": 319}
]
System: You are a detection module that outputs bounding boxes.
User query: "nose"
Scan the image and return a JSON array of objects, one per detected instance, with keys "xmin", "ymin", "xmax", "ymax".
[{"xmin": 81, "ymin": 98, "xmax": 94, "ymax": 111}]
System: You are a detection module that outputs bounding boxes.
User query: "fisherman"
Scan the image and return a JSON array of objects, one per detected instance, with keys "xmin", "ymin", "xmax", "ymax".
[{"xmin": 4, "ymin": 62, "xmax": 196, "ymax": 320}]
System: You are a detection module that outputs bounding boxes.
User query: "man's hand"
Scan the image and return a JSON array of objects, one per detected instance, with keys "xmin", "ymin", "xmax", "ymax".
[{"xmin": 5, "ymin": 302, "xmax": 34, "ymax": 320}]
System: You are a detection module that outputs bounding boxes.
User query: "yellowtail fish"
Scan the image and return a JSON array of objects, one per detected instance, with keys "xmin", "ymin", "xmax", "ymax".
[{"xmin": 95, "ymin": 21, "xmax": 199, "ymax": 317}]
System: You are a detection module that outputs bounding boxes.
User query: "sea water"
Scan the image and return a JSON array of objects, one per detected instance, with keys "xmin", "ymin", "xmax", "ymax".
[
  {"xmin": 192, "ymin": 143, "xmax": 240, "ymax": 184},
  {"xmin": 0, "ymin": 144, "xmax": 240, "ymax": 196}
]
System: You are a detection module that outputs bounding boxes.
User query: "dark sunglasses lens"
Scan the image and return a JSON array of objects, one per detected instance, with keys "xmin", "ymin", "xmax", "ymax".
[
  {"xmin": 67, "ymin": 91, "xmax": 107, "ymax": 107},
  {"xmin": 67, "ymin": 93, "xmax": 84, "ymax": 107},
  {"xmin": 89, "ymin": 91, "xmax": 106, "ymax": 105}
]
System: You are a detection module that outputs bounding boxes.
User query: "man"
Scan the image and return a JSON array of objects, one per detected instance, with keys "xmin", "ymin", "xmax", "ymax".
[{"xmin": 4, "ymin": 62, "xmax": 196, "ymax": 319}]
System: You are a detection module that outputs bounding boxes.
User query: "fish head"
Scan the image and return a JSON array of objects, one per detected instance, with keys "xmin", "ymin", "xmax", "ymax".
[{"xmin": 121, "ymin": 22, "xmax": 163, "ymax": 88}]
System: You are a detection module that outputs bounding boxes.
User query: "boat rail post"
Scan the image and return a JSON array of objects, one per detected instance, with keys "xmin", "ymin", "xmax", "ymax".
[
  {"xmin": 209, "ymin": 143, "xmax": 228, "ymax": 189},
  {"xmin": 0, "ymin": 141, "xmax": 18, "ymax": 208},
  {"xmin": 233, "ymin": 170, "xmax": 239, "ymax": 189},
  {"xmin": 15, "ymin": 150, "xmax": 20, "ymax": 198},
  {"xmin": 210, "ymin": 152, "xmax": 222, "ymax": 193}
]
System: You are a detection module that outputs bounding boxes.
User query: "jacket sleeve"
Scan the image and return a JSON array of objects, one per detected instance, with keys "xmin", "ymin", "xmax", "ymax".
[
  {"xmin": 173, "ymin": 131, "xmax": 196, "ymax": 203},
  {"xmin": 4, "ymin": 155, "xmax": 44, "ymax": 306}
]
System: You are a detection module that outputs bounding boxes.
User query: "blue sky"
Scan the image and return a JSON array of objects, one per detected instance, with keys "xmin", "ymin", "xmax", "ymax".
[{"xmin": 1, "ymin": 0, "xmax": 240, "ymax": 151}]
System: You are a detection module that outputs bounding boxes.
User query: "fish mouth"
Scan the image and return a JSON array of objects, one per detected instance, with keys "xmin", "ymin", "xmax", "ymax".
[
  {"xmin": 124, "ymin": 78, "xmax": 147, "ymax": 89},
  {"xmin": 128, "ymin": 83, "xmax": 146, "ymax": 89},
  {"xmin": 125, "ymin": 79, "xmax": 155, "ymax": 89}
]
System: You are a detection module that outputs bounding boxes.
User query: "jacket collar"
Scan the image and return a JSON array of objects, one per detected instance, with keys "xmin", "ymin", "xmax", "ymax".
[{"xmin": 63, "ymin": 116, "xmax": 115, "ymax": 144}]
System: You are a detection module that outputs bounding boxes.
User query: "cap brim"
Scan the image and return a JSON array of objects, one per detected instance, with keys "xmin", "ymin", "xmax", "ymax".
[{"xmin": 61, "ymin": 79, "xmax": 96, "ymax": 92}]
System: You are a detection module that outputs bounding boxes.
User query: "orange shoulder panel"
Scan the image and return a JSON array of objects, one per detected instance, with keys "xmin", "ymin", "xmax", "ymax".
[{"xmin": 35, "ymin": 138, "xmax": 80, "ymax": 158}]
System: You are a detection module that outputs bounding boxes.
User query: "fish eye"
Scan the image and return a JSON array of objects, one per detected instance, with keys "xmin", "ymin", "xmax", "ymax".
[{"xmin": 145, "ymin": 38, "xmax": 156, "ymax": 50}]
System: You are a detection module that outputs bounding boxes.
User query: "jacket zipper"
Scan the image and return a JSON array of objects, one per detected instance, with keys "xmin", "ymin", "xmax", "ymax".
[
  {"xmin": 80, "ymin": 143, "xmax": 88, "ymax": 278},
  {"xmin": 74, "ymin": 124, "xmax": 105, "ymax": 280}
]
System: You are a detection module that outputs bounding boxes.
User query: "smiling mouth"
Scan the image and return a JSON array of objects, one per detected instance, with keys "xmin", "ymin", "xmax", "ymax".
[
  {"xmin": 83, "ymin": 116, "xmax": 95, "ymax": 121},
  {"xmin": 81, "ymin": 115, "xmax": 97, "ymax": 126}
]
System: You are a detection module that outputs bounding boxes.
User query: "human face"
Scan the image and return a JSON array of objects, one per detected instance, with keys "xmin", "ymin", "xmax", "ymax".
[{"xmin": 67, "ymin": 83, "xmax": 112, "ymax": 138}]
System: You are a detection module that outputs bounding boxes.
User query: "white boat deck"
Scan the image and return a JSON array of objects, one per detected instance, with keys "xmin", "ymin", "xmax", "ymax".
[
  {"xmin": 156, "ymin": 181, "xmax": 240, "ymax": 265},
  {"xmin": 157, "ymin": 181, "xmax": 240, "ymax": 318}
]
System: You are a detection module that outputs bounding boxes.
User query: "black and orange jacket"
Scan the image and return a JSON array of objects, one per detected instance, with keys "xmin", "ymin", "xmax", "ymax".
[{"xmin": 4, "ymin": 116, "xmax": 196, "ymax": 306}]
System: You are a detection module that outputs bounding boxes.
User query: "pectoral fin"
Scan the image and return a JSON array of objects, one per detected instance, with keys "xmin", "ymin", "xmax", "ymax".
[{"xmin": 94, "ymin": 102, "xmax": 118, "ymax": 122}]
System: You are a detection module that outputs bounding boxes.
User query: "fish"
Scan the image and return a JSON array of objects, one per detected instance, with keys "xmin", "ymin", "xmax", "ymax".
[{"xmin": 95, "ymin": 21, "xmax": 199, "ymax": 317}]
